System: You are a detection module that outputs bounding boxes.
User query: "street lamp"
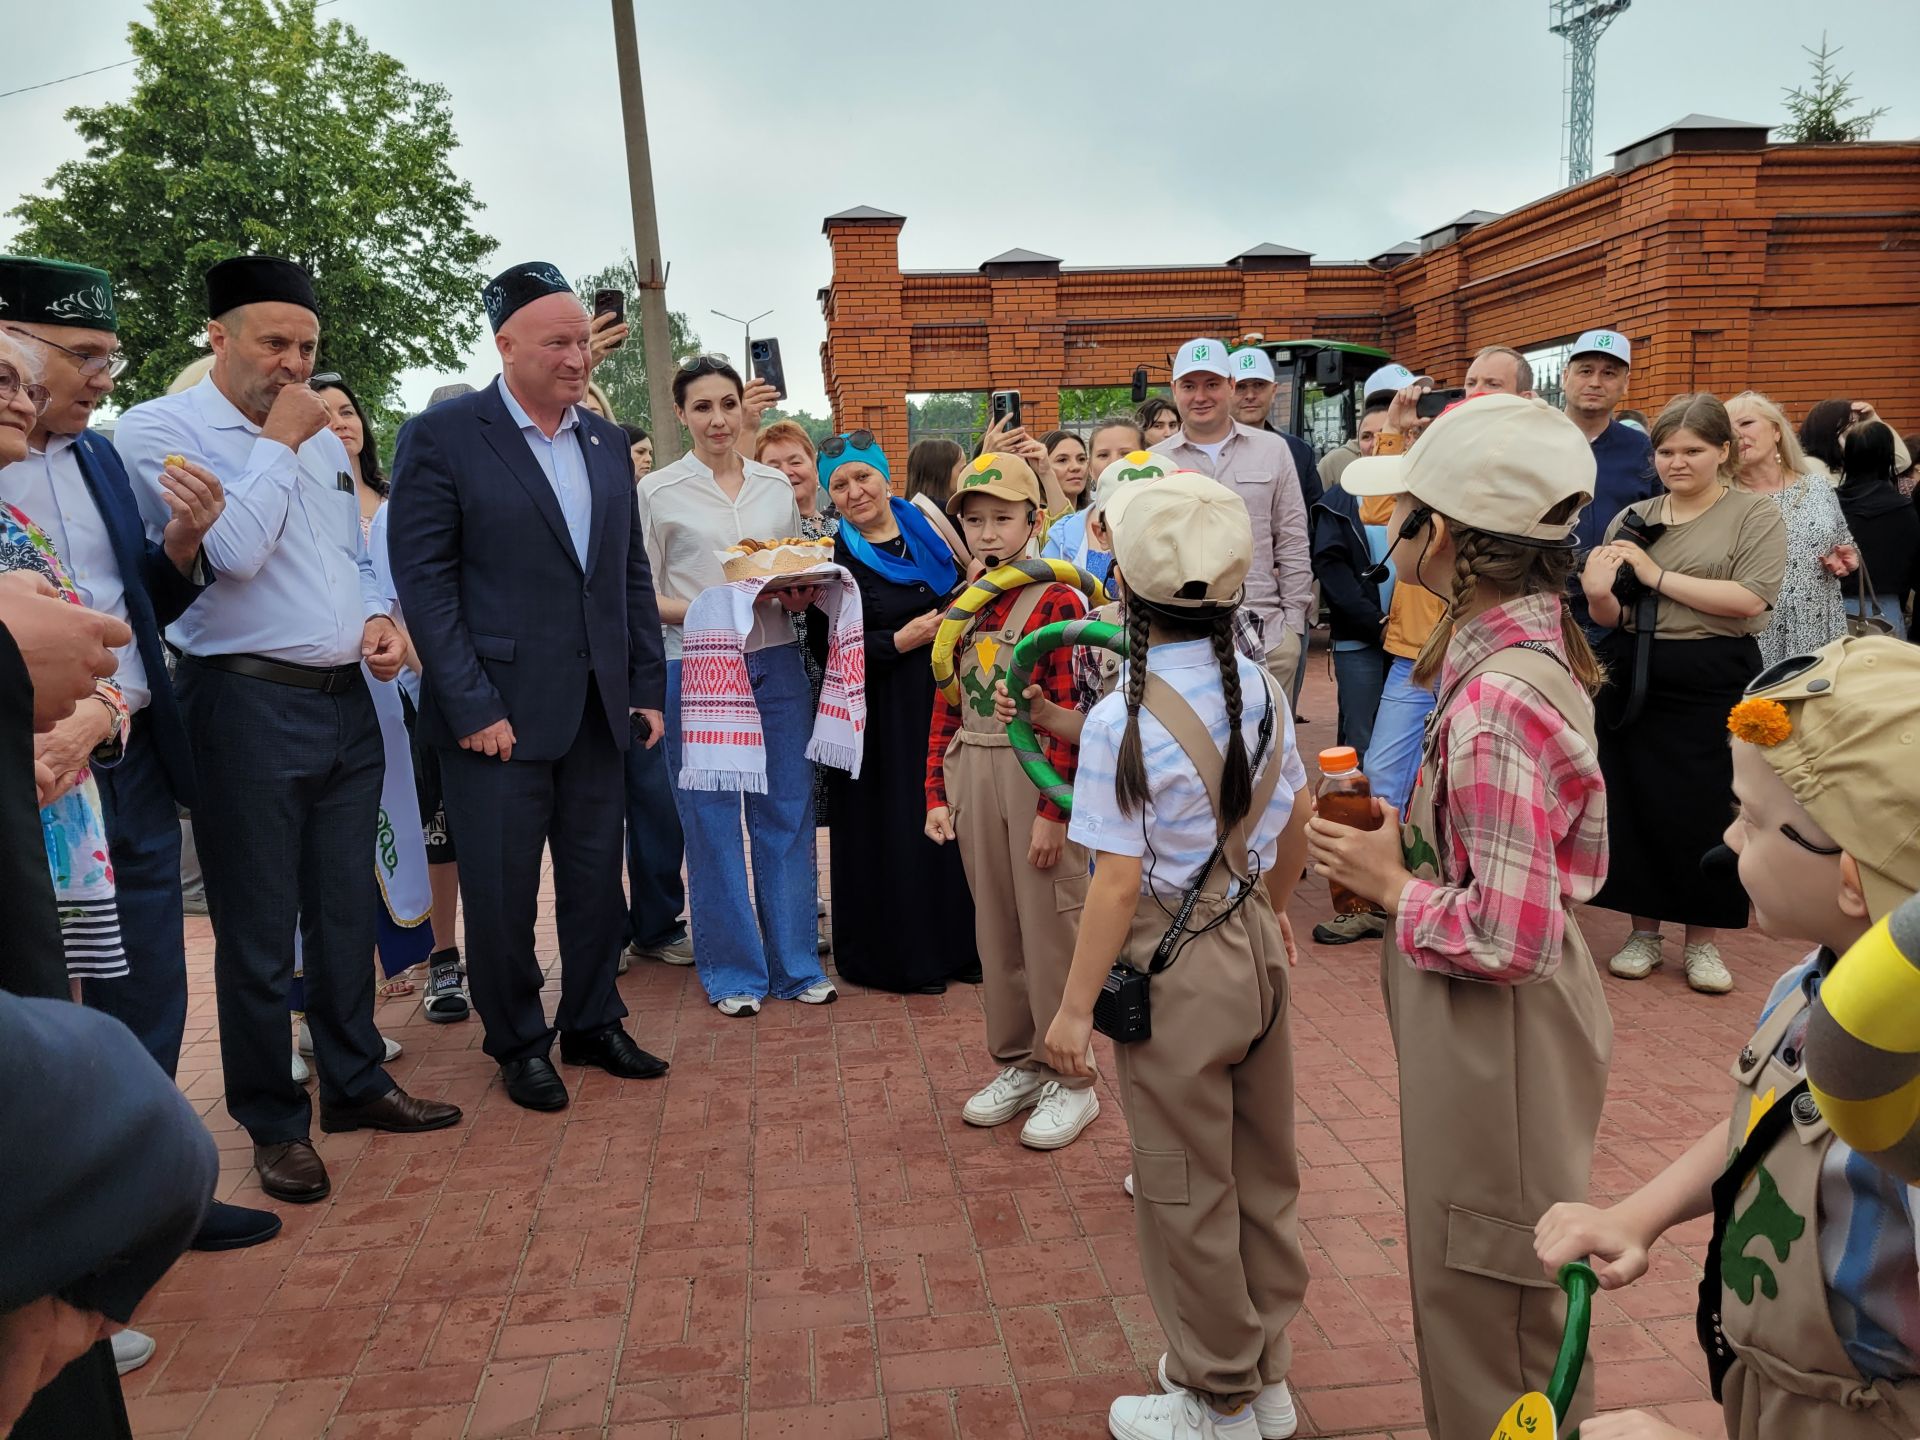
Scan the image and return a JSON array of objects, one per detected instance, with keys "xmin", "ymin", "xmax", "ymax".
[{"xmin": 711, "ymin": 308, "xmax": 772, "ymax": 371}]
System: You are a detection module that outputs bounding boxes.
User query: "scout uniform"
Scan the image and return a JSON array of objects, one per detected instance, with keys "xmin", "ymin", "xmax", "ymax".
[
  {"xmin": 1339, "ymin": 396, "xmax": 1613, "ymax": 1439},
  {"xmin": 1074, "ymin": 473, "xmax": 1311, "ymax": 1439},
  {"xmin": 1702, "ymin": 638, "xmax": 1920, "ymax": 1439},
  {"xmin": 931, "ymin": 454, "xmax": 1096, "ymax": 1143}
]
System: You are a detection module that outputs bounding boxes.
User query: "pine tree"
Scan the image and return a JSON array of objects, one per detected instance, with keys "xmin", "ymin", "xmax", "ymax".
[{"xmin": 1781, "ymin": 33, "xmax": 1889, "ymax": 143}]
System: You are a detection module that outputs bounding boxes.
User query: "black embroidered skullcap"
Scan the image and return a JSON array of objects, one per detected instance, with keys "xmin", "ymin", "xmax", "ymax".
[
  {"xmin": 0, "ymin": 256, "xmax": 118, "ymax": 332},
  {"xmin": 483, "ymin": 261, "xmax": 573, "ymax": 332},
  {"xmin": 205, "ymin": 255, "xmax": 318, "ymax": 317}
]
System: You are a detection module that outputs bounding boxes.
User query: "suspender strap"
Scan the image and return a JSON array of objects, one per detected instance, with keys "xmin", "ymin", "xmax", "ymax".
[{"xmin": 1695, "ymin": 1078, "xmax": 1810, "ymax": 1401}]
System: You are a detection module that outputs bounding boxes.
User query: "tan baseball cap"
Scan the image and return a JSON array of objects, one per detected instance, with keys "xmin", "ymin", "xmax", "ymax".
[
  {"xmin": 1091, "ymin": 449, "xmax": 1177, "ymax": 512},
  {"xmin": 1340, "ymin": 392, "xmax": 1596, "ymax": 543},
  {"xmin": 1105, "ymin": 470, "xmax": 1253, "ymax": 610},
  {"xmin": 947, "ymin": 451, "xmax": 1045, "ymax": 515},
  {"xmin": 1735, "ymin": 636, "xmax": 1920, "ymax": 922}
]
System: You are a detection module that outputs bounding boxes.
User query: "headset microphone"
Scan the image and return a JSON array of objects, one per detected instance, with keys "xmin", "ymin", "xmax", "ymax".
[{"xmin": 1359, "ymin": 507, "xmax": 1432, "ymax": 585}]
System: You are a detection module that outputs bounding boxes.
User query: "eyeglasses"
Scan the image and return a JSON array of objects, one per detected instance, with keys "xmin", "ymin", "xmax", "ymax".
[
  {"xmin": 818, "ymin": 430, "xmax": 877, "ymax": 460},
  {"xmin": 674, "ymin": 353, "xmax": 732, "ymax": 376},
  {"xmin": 0, "ymin": 362, "xmax": 53, "ymax": 418},
  {"xmin": 309, "ymin": 372, "xmax": 344, "ymax": 388},
  {"xmin": 4, "ymin": 325, "xmax": 127, "ymax": 380}
]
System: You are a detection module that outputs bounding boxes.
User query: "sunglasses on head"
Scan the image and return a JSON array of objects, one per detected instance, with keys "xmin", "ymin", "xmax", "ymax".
[
  {"xmin": 818, "ymin": 430, "xmax": 877, "ymax": 460},
  {"xmin": 0, "ymin": 361, "xmax": 53, "ymax": 418},
  {"xmin": 674, "ymin": 353, "xmax": 732, "ymax": 377},
  {"xmin": 5, "ymin": 325, "xmax": 127, "ymax": 381},
  {"xmin": 309, "ymin": 372, "xmax": 344, "ymax": 388}
]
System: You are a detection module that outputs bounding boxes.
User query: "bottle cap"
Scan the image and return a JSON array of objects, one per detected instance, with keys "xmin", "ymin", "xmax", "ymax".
[{"xmin": 1318, "ymin": 746, "xmax": 1360, "ymax": 772}]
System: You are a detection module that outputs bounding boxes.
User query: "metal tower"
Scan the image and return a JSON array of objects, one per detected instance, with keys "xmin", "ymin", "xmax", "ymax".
[{"xmin": 1550, "ymin": 0, "xmax": 1631, "ymax": 185}]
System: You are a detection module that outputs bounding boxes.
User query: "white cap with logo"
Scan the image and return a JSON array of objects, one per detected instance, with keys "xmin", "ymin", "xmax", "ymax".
[
  {"xmin": 1363, "ymin": 362, "xmax": 1422, "ymax": 401},
  {"xmin": 1229, "ymin": 347, "xmax": 1276, "ymax": 385},
  {"xmin": 1172, "ymin": 338, "xmax": 1233, "ymax": 381},
  {"xmin": 1569, "ymin": 329, "xmax": 1631, "ymax": 367},
  {"xmin": 1339, "ymin": 393, "xmax": 1596, "ymax": 544}
]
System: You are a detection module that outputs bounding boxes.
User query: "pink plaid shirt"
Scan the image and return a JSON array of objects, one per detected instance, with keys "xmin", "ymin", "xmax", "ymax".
[{"xmin": 1394, "ymin": 594, "xmax": 1608, "ymax": 983}]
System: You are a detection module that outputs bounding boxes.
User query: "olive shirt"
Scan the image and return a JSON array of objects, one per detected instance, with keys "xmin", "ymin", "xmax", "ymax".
[{"xmin": 1602, "ymin": 485, "xmax": 1788, "ymax": 639}]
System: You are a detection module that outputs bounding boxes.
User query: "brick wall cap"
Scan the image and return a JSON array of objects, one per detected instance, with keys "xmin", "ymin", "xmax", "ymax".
[
  {"xmin": 822, "ymin": 205, "xmax": 906, "ymax": 234},
  {"xmin": 1610, "ymin": 114, "xmax": 1770, "ymax": 154}
]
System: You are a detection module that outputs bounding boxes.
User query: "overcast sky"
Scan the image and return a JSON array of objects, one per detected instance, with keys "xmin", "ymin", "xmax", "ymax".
[{"xmin": 4, "ymin": 0, "xmax": 1915, "ymax": 419}]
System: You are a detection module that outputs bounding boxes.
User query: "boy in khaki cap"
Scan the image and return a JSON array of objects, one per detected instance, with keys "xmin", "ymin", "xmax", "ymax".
[
  {"xmin": 1307, "ymin": 393, "xmax": 1612, "ymax": 1438},
  {"xmin": 925, "ymin": 452, "xmax": 1099, "ymax": 1150},
  {"xmin": 1538, "ymin": 635, "xmax": 1920, "ymax": 1440}
]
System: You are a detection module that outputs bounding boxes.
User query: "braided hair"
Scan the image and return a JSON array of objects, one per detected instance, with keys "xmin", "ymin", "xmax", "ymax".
[
  {"xmin": 1409, "ymin": 495, "xmax": 1605, "ymax": 694},
  {"xmin": 1114, "ymin": 594, "xmax": 1253, "ymax": 831}
]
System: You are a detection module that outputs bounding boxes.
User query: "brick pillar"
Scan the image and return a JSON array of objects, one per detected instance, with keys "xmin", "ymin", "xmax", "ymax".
[
  {"xmin": 981, "ymin": 251, "xmax": 1066, "ymax": 439},
  {"xmin": 820, "ymin": 208, "xmax": 912, "ymax": 477}
]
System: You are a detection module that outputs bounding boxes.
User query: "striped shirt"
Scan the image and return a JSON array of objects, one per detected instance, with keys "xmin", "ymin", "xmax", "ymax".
[
  {"xmin": 1394, "ymin": 594, "xmax": 1608, "ymax": 983},
  {"xmin": 1069, "ymin": 640, "xmax": 1308, "ymax": 897},
  {"xmin": 1761, "ymin": 956, "xmax": 1920, "ymax": 1381}
]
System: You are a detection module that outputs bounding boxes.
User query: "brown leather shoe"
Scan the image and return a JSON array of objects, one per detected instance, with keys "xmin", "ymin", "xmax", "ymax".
[
  {"xmin": 319, "ymin": 1084, "xmax": 462, "ymax": 1135},
  {"xmin": 255, "ymin": 1139, "xmax": 330, "ymax": 1203}
]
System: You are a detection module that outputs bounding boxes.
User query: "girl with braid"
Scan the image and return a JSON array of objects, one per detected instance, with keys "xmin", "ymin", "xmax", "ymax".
[
  {"xmin": 1306, "ymin": 395, "xmax": 1613, "ymax": 1440},
  {"xmin": 1045, "ymin": 472, "xmax": 1312, "ymax": 1440}
]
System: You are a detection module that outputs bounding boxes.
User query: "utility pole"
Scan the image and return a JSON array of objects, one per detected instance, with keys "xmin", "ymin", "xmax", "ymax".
[
  {"xmin": 611, "ymin": 0, "xmax": 681, "ymax": 462},
  {"xmin": 712, "ymin": 308, "xmax": 772, "ymax": 371}
]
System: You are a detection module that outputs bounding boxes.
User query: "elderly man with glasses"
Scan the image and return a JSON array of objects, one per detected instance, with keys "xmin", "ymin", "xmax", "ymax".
[{"xmin": 0, "ymin": 257, "xmax": 279, "ymax": 1253}]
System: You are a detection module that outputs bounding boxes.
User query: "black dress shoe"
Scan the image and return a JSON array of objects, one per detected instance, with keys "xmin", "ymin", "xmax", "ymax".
[
  {"xmin": 559, "ymin": 1024, "xmax": 670, "ymax": 1079},
  {"xmin": 191, "ymin": 1199, "xmax": 283, "ymax": 1251},
  {"xmin": 502, "ymin": 1055, "xmax": 569, "ymax": 1111},
  {"xmin": 912, "ymin": 983, "xmax": 948, "ymax": 996},
  {"xmin": 255, "ymin": 1139, "xmax": 330, "ymax": 1203},
  {"xmin": 320, "ymin": 1084, "xmax": 463, "ymax": 1134},
  {"xmin": 952, "ymin": 964, "xmax": 984, "ymax": 985}
]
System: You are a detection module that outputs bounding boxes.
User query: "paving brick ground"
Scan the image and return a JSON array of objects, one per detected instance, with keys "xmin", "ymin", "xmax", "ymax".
[{"xmin": 124, "ymin": 660, "xmax": 1798, "ymax": 1438}]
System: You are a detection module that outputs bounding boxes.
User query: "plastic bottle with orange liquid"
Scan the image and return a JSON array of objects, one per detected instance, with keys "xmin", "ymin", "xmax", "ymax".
[{"xmin": 1316, "ymin": 747, "xmax": 1386, "ymax": 916}]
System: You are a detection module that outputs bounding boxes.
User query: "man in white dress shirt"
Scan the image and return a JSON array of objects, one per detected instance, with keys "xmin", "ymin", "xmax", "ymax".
[{"xmin": 115, "ymin": 255, "xmax": 459, "ymax": 1205}]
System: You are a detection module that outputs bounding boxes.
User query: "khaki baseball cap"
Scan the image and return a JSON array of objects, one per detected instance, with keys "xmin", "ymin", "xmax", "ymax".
[
  {"xmin": 947, "ymin": 451, "xmax": 1045, "ymax": 515},
  {"xmin": 1105, "ymin": 470, "xmax": 1253, "ymax": 610},
  {"xmin": 1091, "ymin": 449, "xmax": 1177, "ymax": 512},
  {"xmin": 1735, "ymin": 636, "xmax": 1920, "ymax": 923},
  {"xmin": 1339, "ymin": 392, "xmax": 1595, "ymax": 543}
]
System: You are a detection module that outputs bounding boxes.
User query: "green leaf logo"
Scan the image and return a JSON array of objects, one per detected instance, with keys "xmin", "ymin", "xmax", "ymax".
[
  {"xmin": 1118, "ymin": 465, "xmax": 1164, "ymax": 482},
  {"xmin": 1193, "ymin": 344, "xmax": 1210, "ymax": 360},
  {"xmin": 967, "ymin": 467, "xmax": 1003, "ymax": 488}
]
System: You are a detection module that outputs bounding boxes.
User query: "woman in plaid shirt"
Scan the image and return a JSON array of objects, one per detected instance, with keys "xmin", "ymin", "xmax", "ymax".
[{"xmin": 1306, "ymin": 394, "xmax": 1613, "ymax": 1439}]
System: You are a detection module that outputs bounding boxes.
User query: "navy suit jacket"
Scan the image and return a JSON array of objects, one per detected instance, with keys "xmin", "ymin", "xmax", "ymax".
[
  {"xmin": 388, "ymin": 382, "xmax": 666, "ymax": 764},
  {"xmin": 73, "ymin": 429, "xmax": 207, "ymax": 806}
]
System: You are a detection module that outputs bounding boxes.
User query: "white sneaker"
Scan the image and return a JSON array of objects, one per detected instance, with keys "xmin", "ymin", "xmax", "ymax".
[
  {"xmin": 1109, "ymin": 1390, "xmax": 1257, "ymax": 1440},
  {"xmin": 112, "ymin": 1329, "xmax": 156, "ymax": 1376},
  {"xmin": 299, "ymin": 1021, "xmax": 400, "ymax": 1060},
  {"xmin": 1685, "ymin": 943, "xmax": 1734, "ymax": 994},
  {"xmin": 795, "ymin": 980, "xmax": 838, "ymax": 1005},
  {"xmin": 1608, "ymin": 932, "xmax": 1664, "ymax": 980},
  {"xmin": 1159, "ymin": 1354, "xmax": 1296, "ymax": 1439},
  {"xmin": 1020, "ymin": 1081, "xmax": 1100, "ymax": 1150},
  {"xmin": 631, "ymin": 936, "xmax": 696, "ymax": 967},
  {"xmin": 292, "ymin": 1049, "xmax": 310, "ymax": 1085},
  {"xmin": 962, "ymin": 1065, "xmax": 1046, "ymax": 1127},
  {"xmin": 1124, "ymin": 1172, "xmax": 1135, "ymax": 1198},
  {"xmin": 716, "ymin": 995, "xmax": 761, "ymax": 1018}
]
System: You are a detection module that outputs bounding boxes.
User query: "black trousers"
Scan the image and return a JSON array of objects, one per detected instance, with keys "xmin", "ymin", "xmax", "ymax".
[
  {"xmin": 86, "ymin": 723, "xmax": 189, "ymax": 1077},
  {"xmin": 177, "ymin": 660, "xmax": 393, "ymax": 1143},
  {"xmin": 438, "ymin": 690, "xmax": 627, "ymax": 1064}
]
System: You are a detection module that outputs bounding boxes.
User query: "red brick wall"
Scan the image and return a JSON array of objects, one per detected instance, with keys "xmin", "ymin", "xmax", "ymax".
[{"xmin": 821, "ymin": 140, "xmax": 1919, "ymax": 461}]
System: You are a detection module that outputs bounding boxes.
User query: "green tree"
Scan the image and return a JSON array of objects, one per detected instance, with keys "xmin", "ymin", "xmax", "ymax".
[
  {"xmin": 1781, "ymin": 33, "xmax": 1888, "ymax": 142},
  {"xmin": 1058, "ymin": 387, "xmax": 1141, "ymax": 428},
  {"xmin": 571, "ymin": 254, "xmax": 703, "ymax": 432},
  {"xmin": 756, "ymin": 405, "xmax": 836, "ymax": 446},
  {"xmin": 908, "ymin": 391, "xmax": 988, "ymax": 445},
  {"xmin": 9, "ymin": 0, "xmax": 496, "ymax": 410}
]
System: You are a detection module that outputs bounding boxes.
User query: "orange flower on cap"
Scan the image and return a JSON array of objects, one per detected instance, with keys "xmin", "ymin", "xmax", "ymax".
[{"xmin": 1727, "ymin": 697, "xmax": 1792, "ymax": 748}]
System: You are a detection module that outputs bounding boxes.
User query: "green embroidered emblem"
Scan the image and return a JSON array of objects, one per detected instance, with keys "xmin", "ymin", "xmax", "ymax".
[
  {"xmin": 1722, "ymin": 1164, "xmax": 1804, "ymax": 1304},
  {"xmin": 966, "ymin": 467, "xmax": 1003, "ymax": 488},
  {"xmin": 1118, "ymin": 465, "xmax": 1164, "ymax": 482},
  {"xmin": 1401, "ymin": 822, "xmax": 1438, "ymax": 875},
  {"xmin": 960, "ymin": 667, "xmax": 1001, "ymax": 717},
  {"xmin": 376, "ymin": 807, "xmax": 398, "ymax": 877}
]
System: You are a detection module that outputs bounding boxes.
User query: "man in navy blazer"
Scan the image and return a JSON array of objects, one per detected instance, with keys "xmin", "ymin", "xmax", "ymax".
[
  {"xmin": 390, "ymin": 262, "xmax": 669, "ymax": 1112},
  {"xmin": 0, "ymin": 255, "xmax": 280, "ymax": 1253}
]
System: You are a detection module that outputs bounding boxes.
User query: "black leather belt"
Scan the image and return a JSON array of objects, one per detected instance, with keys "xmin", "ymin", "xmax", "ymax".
[{"xmin": 183, "ymin": 651, "xmax": 363, "ymax": 694}]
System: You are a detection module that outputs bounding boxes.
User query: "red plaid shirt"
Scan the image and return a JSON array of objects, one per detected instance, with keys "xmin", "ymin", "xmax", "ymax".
[
  {"xmin": 1395, "ymin": 594, "xmax": 1608, "ymax": 983},
  {"xmin": 926, "ymin": 584, "xmax": 1087, "ymax": 822}
]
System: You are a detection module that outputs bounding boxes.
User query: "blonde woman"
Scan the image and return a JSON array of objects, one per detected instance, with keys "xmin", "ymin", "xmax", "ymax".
[{"xmin": 1726, "ymin": 391, "xmax": 1856, "ymax": 668}]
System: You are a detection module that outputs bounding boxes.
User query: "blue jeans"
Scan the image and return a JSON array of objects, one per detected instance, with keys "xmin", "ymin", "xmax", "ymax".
[
  {"xmin": 1361, "ymin": 655, "xmax": 1437, "ymax": 811},
  {"xmin": 624, "ymin": 731, "xmax": 687, "ymax": 949},
  {"xmin": 1846, "ymin": 593, "xmax": 1908, "ymax": 640},
  {"xmin": 664, "ymin": 645, "xmax": 824, "ymax": 1002},
  {"xmin": 1331, "ymin": 644, "xmax": 1390, "ymax": 761}
]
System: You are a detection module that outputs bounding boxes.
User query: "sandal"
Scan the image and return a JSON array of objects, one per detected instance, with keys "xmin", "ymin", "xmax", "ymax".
[
  {"xmin": 422, "ymin": 953, "xmax": 469, "ymax": 1023},
  {"xmin": 381, "ymin": 974, "xmax": 417, "ymax": 998}
]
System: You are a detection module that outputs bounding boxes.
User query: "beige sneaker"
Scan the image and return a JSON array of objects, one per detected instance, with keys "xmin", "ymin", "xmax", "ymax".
[
  {"xmin": 1685, "ymin": 943, "xmax": 1734, "ymax": 994},
  {"xmin": 1608, "ymin": 932, "xmax": 1664, "ymax": 980}
]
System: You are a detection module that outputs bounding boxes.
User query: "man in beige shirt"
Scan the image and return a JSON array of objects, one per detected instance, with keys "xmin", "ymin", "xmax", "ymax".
[{"xmin": 1150, "ymin": 337, "xmax": 1313, "ymax": 692}]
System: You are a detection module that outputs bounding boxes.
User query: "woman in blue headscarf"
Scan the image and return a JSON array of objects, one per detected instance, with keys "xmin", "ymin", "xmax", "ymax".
[{"xmin": 813, "ymin": 433, "xmax": 981, "ymax": 993}]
